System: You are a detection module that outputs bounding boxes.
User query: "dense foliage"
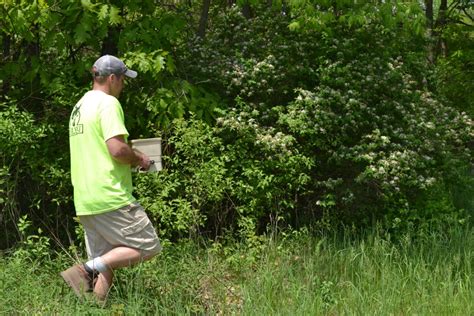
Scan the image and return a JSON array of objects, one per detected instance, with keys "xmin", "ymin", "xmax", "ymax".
[{"xmin": 1, "ymin": 1, "xmax": 472, "ymax": 249}]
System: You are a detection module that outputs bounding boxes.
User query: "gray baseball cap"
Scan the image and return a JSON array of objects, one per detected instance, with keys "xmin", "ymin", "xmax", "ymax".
[{"xmin": 92, "ymin": 55, "xmax": 137, "ymax": 78}]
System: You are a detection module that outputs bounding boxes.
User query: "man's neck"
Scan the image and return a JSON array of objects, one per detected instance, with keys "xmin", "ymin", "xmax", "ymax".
[{"xmin": 92, "ymin": 84, "xmax": 111, "ymax": 95}]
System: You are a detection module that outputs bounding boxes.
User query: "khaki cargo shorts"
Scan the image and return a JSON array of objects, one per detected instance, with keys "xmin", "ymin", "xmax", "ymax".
[{"xmin": 79, "ymin": 202, "xmax": 162, "ymax": 259}]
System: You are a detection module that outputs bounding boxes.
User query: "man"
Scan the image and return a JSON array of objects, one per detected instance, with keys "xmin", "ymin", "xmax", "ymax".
[{"xmin": 61, "ymin": 55, "xmax": 161, "ymax": 303}]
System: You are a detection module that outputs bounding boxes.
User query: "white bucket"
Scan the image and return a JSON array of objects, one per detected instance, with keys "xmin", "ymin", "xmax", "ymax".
[{"xmin": 131, "ymin": 138, "xmax": 162, "ymax": 172}]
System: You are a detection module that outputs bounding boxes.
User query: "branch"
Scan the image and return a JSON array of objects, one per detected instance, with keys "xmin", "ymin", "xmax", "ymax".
[
  {"xmin": 1, "ymin": 5, "xmax": 19, "ymax": 36},
  {"xmin": 447, "ymin": 17, "xmax": 474, "ymax": 27},
  {"xmin": 462, "ymin": 7, "xmax": 474, "ymax": 22},
  {"xmin": 448, "ymin": 0, "xmax": 459, "ymax": 11}
]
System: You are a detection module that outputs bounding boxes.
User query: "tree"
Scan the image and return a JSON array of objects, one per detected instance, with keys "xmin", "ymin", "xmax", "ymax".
[
  {"xmin": 197, "ymin": 0, "xmax": 211, "ymax": 38},
  {"xmin": 422, "ymin": 0, "xmax": 474, "ymax": 114}
]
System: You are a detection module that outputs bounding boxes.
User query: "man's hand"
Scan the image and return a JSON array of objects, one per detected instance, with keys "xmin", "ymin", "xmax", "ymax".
[
  {"xmin": 106, "ymin": 135, "xmax": 151, "ymax": 168},
  {"xmin": 134, "ymin": 149, "xmax": 152, "ymax": 171}
]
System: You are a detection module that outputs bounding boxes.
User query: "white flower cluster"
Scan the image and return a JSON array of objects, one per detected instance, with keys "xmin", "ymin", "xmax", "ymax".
[
  {"xmin": 227, "ymin": 55, "xmax": 280, "ymax": 98},
  {"xmin": 255, "ymin": 131, "xmax": 293, "ymax": 154},
  {"xmin": 217, "ymin": 108, "xmax": 294, "ymax": 157}
]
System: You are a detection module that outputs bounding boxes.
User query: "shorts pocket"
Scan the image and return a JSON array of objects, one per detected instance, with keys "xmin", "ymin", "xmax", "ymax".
[{"xmin": 121, "ymin": 216, "xmax": 149, "ymax": 236}]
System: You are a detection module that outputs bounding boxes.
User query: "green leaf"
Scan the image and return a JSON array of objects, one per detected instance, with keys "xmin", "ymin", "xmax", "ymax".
[
  {"xmin": 74, "ymin": 23, "xmax": 88, "ymax": 44},
  {"xmin": 166, "ymin": 55, "xmax": 176, "ymax": 73},
  {"xmin": 170, "ymin": 102, "xmax": 185, "ymax": 118},
  {"xmin": 98, "ymin": 4, "xmax": 109, "ymax": 21},
  {"xmin": 153, "ymin": 55, "xmax": 165, "ymax": 73},
  {"xmin": 109, "ymin": 5, "xmax": 122, "ymax": 25},
  {"xmin": 288, "ymin": 21, "xmax": 300, "ymax": 31},
  {"xmin": 81, "ymin": 0, "xmax": 94, "ymax": 11}
]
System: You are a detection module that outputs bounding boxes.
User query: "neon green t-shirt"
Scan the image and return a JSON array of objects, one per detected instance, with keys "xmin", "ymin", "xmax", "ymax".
[{"xmin": 69, "ymin": 90, "xmax": 135, "ymax": 216}]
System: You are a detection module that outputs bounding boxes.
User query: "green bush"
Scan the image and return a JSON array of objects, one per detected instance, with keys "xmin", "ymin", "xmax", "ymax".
[
  {"xmin": 0, "ymin": 99, "xmax": 73, "ymax": 249},
  {"xmin": 134, "ymin": 114, "xmax": 312, "ymax": 240},
  {"xmin": 0, "ymin": 104, "xmax": 48, "ymax": 248}
]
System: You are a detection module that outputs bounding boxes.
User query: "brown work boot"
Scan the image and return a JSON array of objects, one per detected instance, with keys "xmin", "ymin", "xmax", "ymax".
[{"xmin": 60, "ymin": 264, "xmax": 94, "ymax": 298}]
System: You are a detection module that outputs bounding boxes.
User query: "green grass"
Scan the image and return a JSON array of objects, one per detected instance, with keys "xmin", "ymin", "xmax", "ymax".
[{"xmin": 0, "ymin": 225, "xmax": 472, "ymax": 315}]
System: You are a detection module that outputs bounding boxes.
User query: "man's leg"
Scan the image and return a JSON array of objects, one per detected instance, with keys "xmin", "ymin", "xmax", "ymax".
[
  {"xmin": 101, "ymin": 246, "xmax": 143, "ymax": 268},
  {"xmin": 93, "ymin": 246, "xmax": 146, "ymax": 300},
  {"xmin": 93, "ymin": 246, "xmax": 161, "ymax": 301},
  {"xmin": 93, "ymin": 266, "xmax": 113, "ymax": 302},
  {"xmin": 62, "ymin": 203, "xmax": 161, "ymax": 302}
]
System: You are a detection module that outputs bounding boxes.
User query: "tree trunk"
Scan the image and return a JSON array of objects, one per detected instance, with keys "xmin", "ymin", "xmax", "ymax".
[
  {"xmin": 425, "ymin": 0, "xmax": 435, "ymax": 63},
  {"xmin": 101, "ymin": 3, "xmax": 123, "ymax": 56},
  {"xmin": 425, "ymin": 0, "xmax": 433, "ymax": 24},
  {"xmin": 24, "ymin": 23, "xmax": 42, "ymax": 111},
  {"xmin": 436, "ymin": 0, "xmax": 448, "ymax": 58},
  {"xmin": 2, "ymin": 34, "xmax": 11, "ymax": 99},
  {"xmin": 242, "ymin": 1, "xmax": 252, "ymax": 19},
  {"xmin": 197, "ymin": 0, "xmax": 211, "ymax": 38},
  {"xmin": 101, "ymin": 26, "xmax": 120, "ymax": 56}
]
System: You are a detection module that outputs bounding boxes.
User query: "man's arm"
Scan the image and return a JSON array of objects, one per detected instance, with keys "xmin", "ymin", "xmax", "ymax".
[{"xmin": 106, "ymin": 135, "xmax": 151, "ymax": 170}]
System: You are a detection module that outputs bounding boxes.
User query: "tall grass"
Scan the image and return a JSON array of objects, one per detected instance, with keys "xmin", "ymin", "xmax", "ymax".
[
  {"xmin": 239, "ymin": 226, "xmax": 473, "ymax": 315},
  {"xmin": 0, "ymin": 225, "xmax": 472, "ymax": 315}
]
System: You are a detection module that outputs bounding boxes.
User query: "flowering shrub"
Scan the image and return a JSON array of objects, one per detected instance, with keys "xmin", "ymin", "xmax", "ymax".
[
  {"xmin": 171, "ymin": 5, "xmax": 473, "ymax": 233},
  {"xmin": 279, "ymin": 53, "xmax": 472, "ymax": 224},
  {"xmin": 135, "ymin": 61, "xmax": 471, "ymax": 237}
]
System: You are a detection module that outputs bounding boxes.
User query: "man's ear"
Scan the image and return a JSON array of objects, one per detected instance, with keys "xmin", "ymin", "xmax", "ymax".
[{"xmin": 110, "ymin": 74, "xmax": 123, "ymax": 83}]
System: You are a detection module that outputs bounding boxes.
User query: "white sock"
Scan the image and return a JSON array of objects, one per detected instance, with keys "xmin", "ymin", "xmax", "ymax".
[{"xmin": 85, "ymin": 257, "xmax": 108, "ymax": 273}]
